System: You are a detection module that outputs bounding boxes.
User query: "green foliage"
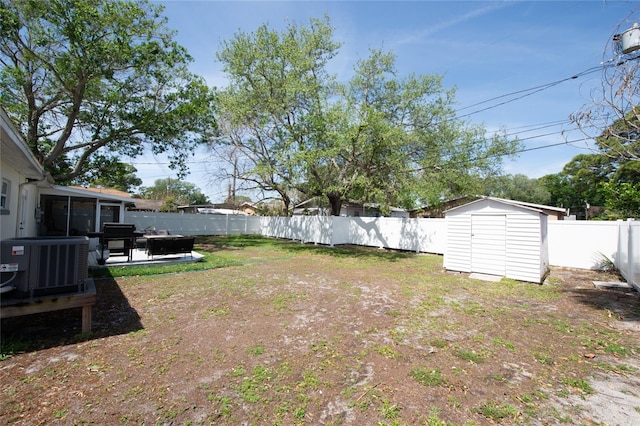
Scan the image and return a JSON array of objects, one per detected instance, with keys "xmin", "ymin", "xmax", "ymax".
[
  {"xmin": 600, "ymin": 181, "xmax": 640, "ymax": 218},
  {"xmin": 74, "ymin": 161, "xmax": 142, "ymax": 192},
  {"xmin": 541, "ymin": 151, "xmax": 640, "ymax": 219},
  {"xmin": 561, "ymin": 377, "xmax": 594, "ymax": 395},
  {"xmin": 0, "ymin": 0, "xmax": 217, "ymax": 183},
  {"xmin": 137, "ymin": 178, "xmax": 210, "ymax": 208},
  {"xmin": 215, "ymin": 15, "xmax": 339, "ymax": 214},
  {"xmin": 485, "ymin": 174, "xmax": 550, "ymax": 204},
  {"xmin": 476, "ymin": 401, "xmax": 519, "ymax": 422},
  {"xmin": 595, "ymin": 106, "xmax": 640, "ymax": 163},
  {"xmin": 456, "ymin": 349, "xmax": 485, "ymax": 364},
  {"xmin": 409, "ymin": 368, "xmax": 445, "ymax": 387},
  {"xmin": 214, "ymin": 15, "xmax": 519, "ymax": 216}
]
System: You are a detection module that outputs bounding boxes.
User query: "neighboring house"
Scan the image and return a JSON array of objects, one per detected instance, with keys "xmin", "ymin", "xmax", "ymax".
[
  {"xmin": 129, "ymin": 198, "xmax": 164, "ymax": 212},
  {"xmin": 340, "ymin": 202, "xmax": 409, "ymax": 218},
  {"xmin": 293, "ymin": 198, "xmax": 409, "ymax": 218},
  {"xmin": 177, "ymin": 203, "xmax": 247, "ymax": 215},
  {"xmin": 238, "ymin": 202, "xmax": 259, "ymax": 216},
  {"xmin": 409, "ymin": 196, "xmax": 477, "ymax": 218}
]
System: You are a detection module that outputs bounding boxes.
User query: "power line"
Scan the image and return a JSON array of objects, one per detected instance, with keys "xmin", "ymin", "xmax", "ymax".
[{"xmin": 453, "ymin": 66, "xmax": 604, "ymax": 121}]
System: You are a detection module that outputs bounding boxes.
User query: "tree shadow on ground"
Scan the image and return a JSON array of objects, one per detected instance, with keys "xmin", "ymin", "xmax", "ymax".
[
  {"xmin": 196, "ymin": 234, "xmax": 418, "ymax": 262},
  {"xmin": 286, "ymin": 243, "xmax": 417, "ymax": 261},
  {"xmin": 1, "ymin": 274, "xmax": 142, "ymax": 355},
  {"xmin": 565, "ymin": 286, "xmax": 640, "ymax": 321}
]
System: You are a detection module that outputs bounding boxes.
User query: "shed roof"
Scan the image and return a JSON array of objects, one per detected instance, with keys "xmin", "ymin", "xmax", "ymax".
[{"xmin": 444, "ymin": 196, "xmax": 552, "ymax": 216}]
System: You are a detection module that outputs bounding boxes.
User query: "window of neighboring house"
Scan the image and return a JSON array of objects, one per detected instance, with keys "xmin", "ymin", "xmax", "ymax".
[{"xmin": 1, "ymin": 179, "xmax": 10, "ymax": 215}]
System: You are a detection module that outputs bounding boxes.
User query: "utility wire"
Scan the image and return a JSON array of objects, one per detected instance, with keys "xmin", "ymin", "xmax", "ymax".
[
  {"xmin": 454, "ymin": 67, "xmax": 603, "ymax": 121},
  {"xmin": 455, "ymin": 66, "xmax": 602, "ymax": 113}
]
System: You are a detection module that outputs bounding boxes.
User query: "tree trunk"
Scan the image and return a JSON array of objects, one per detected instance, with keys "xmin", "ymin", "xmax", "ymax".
[{"xmin": 327, "ymin": 193, "xmax": 343, "ymax": 216}]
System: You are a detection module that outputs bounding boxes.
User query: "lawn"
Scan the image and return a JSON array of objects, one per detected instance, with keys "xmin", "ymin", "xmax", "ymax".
[{"xmin": 1, "ymin": 235, "xmax": 639, "ymax": 425}]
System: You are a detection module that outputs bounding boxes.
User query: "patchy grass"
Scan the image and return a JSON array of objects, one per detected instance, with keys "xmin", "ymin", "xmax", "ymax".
[
  {"xmin": 2, "ymin": 235, "xmax": 639, "ymax": 425},
  {"xmin": 410, "ymin": 368, "xmax": 446, "ymax": 387}
]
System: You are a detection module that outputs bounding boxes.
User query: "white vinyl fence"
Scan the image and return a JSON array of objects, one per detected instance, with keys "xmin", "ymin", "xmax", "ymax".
[
  {"xmin": 617, "ymin": 220, "xmax": 640, "ymax": 291},
  {"xmin": 124, "ymin": 212, "xmax": 637, "ymax": 287},
  {"xmin": 124, "ymin": 212, "xmax": 446, "ymax": 253}
]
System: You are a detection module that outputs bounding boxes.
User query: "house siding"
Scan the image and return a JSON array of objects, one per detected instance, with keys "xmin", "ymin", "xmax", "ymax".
[{"xmin": 1, "ymin": 109, "xmax": 44, "ymax": 239}]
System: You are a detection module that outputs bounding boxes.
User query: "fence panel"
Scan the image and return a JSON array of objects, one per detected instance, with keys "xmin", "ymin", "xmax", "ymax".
[
  {"xmin": 347, "ymin": 217, "xmax": 445, "ymax": 253},
  {"xmin": 631, "ymin": 223, "xmax": 640, "ymax": 290},
  {"xmin": 618, "ymin": 221, "xmax": 640, "ymax": 291},
  {"xmin": 547, "ymin": 221, "xmax": 620, "ymax": 270},
  {"xmin": 123, "ymin": 212, "xmax": 261, "ymax": 236}
]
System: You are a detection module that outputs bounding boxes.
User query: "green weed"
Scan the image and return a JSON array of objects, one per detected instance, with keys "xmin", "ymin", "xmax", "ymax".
[
  {"xmin": 456, "ymin": 349, "xmax": 485, "ymax": 364},
  {"xmin": 375, "ymin": 345, "xmax": 400, "ymax": 359},
  {"xmin": 378, "ymin": 397, "xmax": 401, "ymax": 419},
  {"xmin": 246, "ymin": 344, "xmax": 265, "ymax": 356},
  {"xmin": 562, "ymin": 377, "xmax": 594, "ymax": 395},
  {"xmin": 476, "ymin": 401, "xmax": 519, "ymax": 422},
  {"xmin": 410, "ymin": 368, "xmax": 445, "ymax": 387}
]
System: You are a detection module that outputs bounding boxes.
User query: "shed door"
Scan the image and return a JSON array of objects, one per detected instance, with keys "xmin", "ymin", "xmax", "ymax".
[{"xmin": 471, "ymin": 215, "xmax": 506, "ymax": 276}]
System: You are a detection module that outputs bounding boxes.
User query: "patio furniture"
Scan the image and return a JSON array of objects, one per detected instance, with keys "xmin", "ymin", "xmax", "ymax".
[
  {"xmin": 135, "ymin": 229, "xmax": 170, "ymax": 249},
  {"xmin": 91, "ymin": 223, "xmax": 142, "ymax": 264},
  {"xmin": 146, "ymin": 236, "xmax": 195, "ymax": 259}
]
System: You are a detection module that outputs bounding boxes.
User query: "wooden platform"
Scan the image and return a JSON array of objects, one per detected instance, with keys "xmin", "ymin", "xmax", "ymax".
[{"xmin": 1, "ymin": 279, "xmax": 97, "ymax": 333}]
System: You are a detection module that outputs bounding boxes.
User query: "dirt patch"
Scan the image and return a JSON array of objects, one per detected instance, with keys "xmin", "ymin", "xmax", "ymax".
[{"xmin": 2, "ymin": 238, "xmax": 640, "ymax": 425}]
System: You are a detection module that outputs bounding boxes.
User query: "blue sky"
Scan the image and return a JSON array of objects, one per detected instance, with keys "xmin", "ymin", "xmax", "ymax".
[{"xmin": 136, "ymin": 0, "xmax": 640, "ymax": 202}]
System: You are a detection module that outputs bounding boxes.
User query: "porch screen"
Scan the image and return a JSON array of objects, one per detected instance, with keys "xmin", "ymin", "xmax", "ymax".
[{"xmin": 39, "ymin": 195, "xmax": 96, "ymax": 236}]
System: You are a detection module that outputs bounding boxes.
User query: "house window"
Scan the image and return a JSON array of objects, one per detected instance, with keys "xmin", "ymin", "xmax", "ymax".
[{"xmin": 1, "ymin": 179, "xmax": 10, "ymax": 215}]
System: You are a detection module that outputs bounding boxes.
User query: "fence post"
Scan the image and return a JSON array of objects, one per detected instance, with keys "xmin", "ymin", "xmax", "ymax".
[{"xmin": 626, "ymin": 219, "xmax": 635, "ymax": 285}]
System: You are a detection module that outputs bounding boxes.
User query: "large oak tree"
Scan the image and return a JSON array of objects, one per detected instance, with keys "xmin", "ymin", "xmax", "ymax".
[
  {"xmin": 215, "ymin": 16, "xmax": 518, "ymax": 215},
  {"xmin": 0, "ymin": 0, "xmax": 217, "ymax": 184}
]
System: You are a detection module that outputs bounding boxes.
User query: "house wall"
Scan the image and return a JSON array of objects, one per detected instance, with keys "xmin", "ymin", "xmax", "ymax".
[
  {"xmin": 1, "ymin": 111, "xmax": 43, "ymax": 240},
  {"xmin": 443, "ymin": 199, "xmax": 547, "ymax": 283},
  {"xmin": 0, "ymin": 165, "xmax": 24, "ymax": 239}
]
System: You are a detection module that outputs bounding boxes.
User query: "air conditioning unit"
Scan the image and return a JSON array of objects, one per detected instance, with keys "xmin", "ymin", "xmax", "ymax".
[{"xmin": 0, "ymin": 237, "xmax": 89, "ymax": 299}]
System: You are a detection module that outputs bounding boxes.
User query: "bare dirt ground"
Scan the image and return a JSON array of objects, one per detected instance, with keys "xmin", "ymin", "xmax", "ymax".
[{"xmin": 1, "ymin": 237, "xmax": 639, "ymax": 425}]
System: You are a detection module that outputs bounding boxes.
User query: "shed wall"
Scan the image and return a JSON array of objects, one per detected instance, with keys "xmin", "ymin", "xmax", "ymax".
[
  {"xmin": 505, "ymin": 214, "xmax": 543, "ymax": 282},
  {"xmin": 443, "ymin": 214, "xmax": 471, "ymax": 272}
]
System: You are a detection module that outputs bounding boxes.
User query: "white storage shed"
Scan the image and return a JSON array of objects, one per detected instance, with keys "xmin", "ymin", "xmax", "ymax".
[{"xmin": 444, "ymin": 197, "xmax": 549, "ymax": 284}]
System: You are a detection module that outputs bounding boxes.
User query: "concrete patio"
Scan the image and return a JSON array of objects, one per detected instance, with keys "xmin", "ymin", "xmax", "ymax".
[{"xmin": 88, "ymin": 247, "xmax": 204, "ymax": 268}]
